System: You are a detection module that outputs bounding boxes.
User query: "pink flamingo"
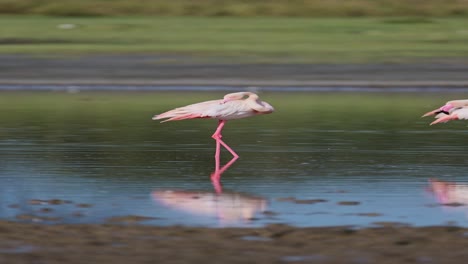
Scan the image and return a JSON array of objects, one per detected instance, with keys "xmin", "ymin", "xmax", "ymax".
[
  {"xmin": 422, "ymin": 99, "xmax": 468, "ymax": 125},
  {"xmin": 152, "ymin": 92, "xmax": 274, "ymax": 161}
]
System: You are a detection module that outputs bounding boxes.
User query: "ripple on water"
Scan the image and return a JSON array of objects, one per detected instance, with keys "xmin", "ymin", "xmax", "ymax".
[{"xmin": 2, "ymin": 91, "xmax": 468, "ymax": 227}]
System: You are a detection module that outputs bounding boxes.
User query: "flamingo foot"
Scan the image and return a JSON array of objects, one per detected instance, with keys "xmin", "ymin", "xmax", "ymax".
[{"xmin": 219, "ymin": 140, "xmax": 239, "ymax": 159}]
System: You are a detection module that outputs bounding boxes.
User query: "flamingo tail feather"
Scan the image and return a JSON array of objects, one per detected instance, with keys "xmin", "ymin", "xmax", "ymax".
[{"xmin": 152, "ymin": 108, "xmax": 206, "ymax": 123}]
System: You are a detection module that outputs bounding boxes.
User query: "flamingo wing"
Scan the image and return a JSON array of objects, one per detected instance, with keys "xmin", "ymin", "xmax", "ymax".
[{"xmin": 153, "ymin": 99, "xmax": 229, "ymax": 122}]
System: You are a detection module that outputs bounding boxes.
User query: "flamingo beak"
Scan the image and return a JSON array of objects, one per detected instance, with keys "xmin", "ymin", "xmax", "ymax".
[
  {"xmin": 422, "ymin": 109, "xmax": 442, "ymax": 117},
  {"xmin": 430, "ymin": 114, "xmax": 458, "ymax": 125},
  {"xmin": 422, "ymin": 104, "xmax": 454, "ymax": 117}
]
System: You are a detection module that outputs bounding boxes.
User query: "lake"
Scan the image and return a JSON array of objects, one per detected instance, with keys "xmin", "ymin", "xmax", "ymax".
[{"xmin": 1, "ymin": 90, "xmax": 468, "ymax": 227}]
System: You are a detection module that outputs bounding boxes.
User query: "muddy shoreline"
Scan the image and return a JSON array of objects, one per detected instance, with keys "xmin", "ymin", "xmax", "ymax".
[
  {"xmin": 1, "ymin": 221, "xmax": 468, "ymax": 263},
  {"xmin": 1, "ymin": 55, "xmax": 468, "ymax": 88}
]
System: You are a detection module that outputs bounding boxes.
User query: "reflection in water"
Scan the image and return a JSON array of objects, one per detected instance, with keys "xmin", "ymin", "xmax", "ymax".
[
  {"xmin": 211, "ymin": 154, "xmax": 239, "ymax": 193},
  {"xmin": 5, "ymin": 92, "xmax": 468, "ymax": 227},
  {"xmin": 152, "ymin": 189, "xmax": 267, "ymax": 225},
  {"xmin": 152, "ymin": 156, "xmax": 267, "ymax": 225},
  {"xmin": 429, "ymin": 179, "xmax": 468, "ymax": 205}
]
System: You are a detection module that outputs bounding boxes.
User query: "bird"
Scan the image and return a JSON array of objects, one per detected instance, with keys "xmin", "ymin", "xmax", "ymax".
[
  {"xmin": 152, "ymin": 92, "xmax": 274, "ymax": 160},
  {"xmin": 422, "ymin": 99, "xmax": 468, "ymax": 125}
]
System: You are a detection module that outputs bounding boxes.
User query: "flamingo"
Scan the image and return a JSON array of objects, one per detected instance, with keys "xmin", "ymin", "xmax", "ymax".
[
  {"xmin": 152, "ymin": 92, "xmax": 274, "ymax": 160},
  {"xmin": 422, "ymin": 99, "xmax": 468, "ymax": 125}
]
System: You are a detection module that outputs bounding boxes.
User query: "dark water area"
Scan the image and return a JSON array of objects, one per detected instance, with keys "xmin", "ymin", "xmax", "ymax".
[{"xmin": 1, "ymin": 90, "xmax": 468, "ymax": 227}]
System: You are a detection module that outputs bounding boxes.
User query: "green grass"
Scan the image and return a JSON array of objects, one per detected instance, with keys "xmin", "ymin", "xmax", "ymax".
[
  {"xmin": 1, "ymin": 16, "xmax": 468, "ymax": 62},
  {"xmin": 1, "ymin": 0, "xmax": 468, "ymax": 17}
]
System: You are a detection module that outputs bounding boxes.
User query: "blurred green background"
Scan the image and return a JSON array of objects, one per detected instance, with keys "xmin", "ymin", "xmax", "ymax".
[
  {"xmin": 0, "ymin": 91, "xmax": 457, "ymax": 165},
  {"xmin": 0, "ymin": 0, "xmax": 467, "ymax": 63},
  {"xmin": 1, "ymin": 0, "xmax": 468, "ymax": 17}
]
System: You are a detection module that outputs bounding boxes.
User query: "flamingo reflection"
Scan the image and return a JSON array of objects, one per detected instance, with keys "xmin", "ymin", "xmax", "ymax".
[
  {"xmin": 152, "ymin": 156, "xmax": 267, "ymax": 225},
  {"xmin": 428, "ymin": 178, "xmax": 468, "ymax": 205},
  {"xmin": 211, "ymin": 154, "xmax": 239, "ymax": 193}
]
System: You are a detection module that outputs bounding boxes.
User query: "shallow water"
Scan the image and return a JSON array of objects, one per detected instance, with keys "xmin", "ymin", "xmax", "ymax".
[{"xmin": 1, "ymin": 91, "xmax": 468, "ymax": 227}]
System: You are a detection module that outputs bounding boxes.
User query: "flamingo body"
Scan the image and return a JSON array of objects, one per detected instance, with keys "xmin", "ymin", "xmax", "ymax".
[
  {"xmin": 153, "ymin": 92, "xmax": 274, "ymax": 159},
  {"xmin": 153, "ymin": 99, "xmax": 270, "ymax": 122}
]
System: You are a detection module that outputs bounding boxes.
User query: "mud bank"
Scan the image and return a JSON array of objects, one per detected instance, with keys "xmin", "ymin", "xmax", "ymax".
[
  {"xmin": 1, "ymin": 55, "xmax": 468, "ymax": 88},
  {"xmin": 1, "ymin": 221, "xmax": 468, "ymax": 264}
]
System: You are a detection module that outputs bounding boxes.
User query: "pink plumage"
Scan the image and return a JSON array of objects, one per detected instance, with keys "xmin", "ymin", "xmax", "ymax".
[
  {"xmin": 422, "ymin": 99, "xmax": 468, "ymax": 125},
  {"xmin": 153, "ymin": 92, "xmax": 274, "ymax": 159}
]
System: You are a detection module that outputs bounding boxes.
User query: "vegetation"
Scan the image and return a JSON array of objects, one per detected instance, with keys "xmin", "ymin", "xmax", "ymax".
[
  {"xmin": 1, "ymin": 16, "xmax": 468, "ymax": 62},
  {"xmin": 0, "ymin": 0, "xmax": 468, "ymax": 17}
]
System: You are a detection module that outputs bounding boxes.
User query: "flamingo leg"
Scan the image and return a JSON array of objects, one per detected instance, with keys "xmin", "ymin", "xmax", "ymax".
[
  {"xmin": 214, "ymin": 137, "xmax": 221, "ymax": 172},
  {"xmin": 211, "ymin": 120, "xmax": 239, "ymax": 159}
]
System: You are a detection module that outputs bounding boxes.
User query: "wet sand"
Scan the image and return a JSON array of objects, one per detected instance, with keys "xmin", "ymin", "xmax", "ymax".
[
  {"xmin": 1, "ymin": 220, "xmax": 468, "ymax": 263},
  {"xmin": 1, "ymin": 54, "xmax": 468, "ymax": 87}
]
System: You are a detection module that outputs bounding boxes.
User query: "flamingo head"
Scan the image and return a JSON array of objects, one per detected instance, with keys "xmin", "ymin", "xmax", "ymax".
[
  {"xmin": 430, "ymin": 107, "xmax": 468, "ymax": 125},
  {"xmin": 422, "ymin": 103, "xmax": 455, "ymax": 117},
  {"xmin": 257, "ymin": 101, "xmax": 274, "ymax": 114},
  {"xmin": 423, "ymin": 99, "xmax": 468, "ymax": 118}
]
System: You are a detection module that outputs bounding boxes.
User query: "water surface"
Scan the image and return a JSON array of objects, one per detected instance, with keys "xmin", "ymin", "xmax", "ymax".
[{"xmin": 1, "ymin": 91, "xmax": 468, "ymax": 227}]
